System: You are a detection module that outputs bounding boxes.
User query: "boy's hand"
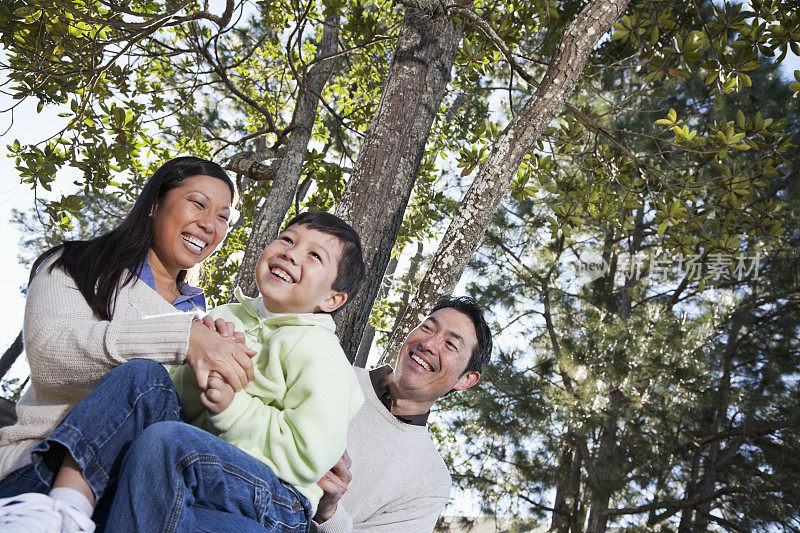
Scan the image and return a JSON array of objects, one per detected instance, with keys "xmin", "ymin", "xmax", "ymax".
[{"xmin": 201, "ymin": 370, "xmax": 235, "ymax": 415}]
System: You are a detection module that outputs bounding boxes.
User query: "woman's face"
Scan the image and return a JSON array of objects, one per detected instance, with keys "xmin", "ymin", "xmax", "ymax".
[{"xmin": 150, "ymin": 175, "xmax": 232, "ymax": 273}]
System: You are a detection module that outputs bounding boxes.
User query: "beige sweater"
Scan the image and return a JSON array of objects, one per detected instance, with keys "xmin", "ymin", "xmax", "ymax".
[
  {"xmin": 313, "ymin": 367, "xmax": 452, "ymax": 533},
  {"xmin": 0, "ymin": 254, "xmax": 197, "ymax": 479}
]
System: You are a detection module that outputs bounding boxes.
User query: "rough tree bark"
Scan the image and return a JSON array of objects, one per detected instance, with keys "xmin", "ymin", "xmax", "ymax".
[
  {"xmin": 334, "ymin": 3, "xmax": 465, "ymax": 361},
  {"xmin": 232, "ymin": 15, "xmax": 341, "ymax": 298},
  {"xmin": 383, "ymin": 0, "xmax": 632, "ymax": 362}
]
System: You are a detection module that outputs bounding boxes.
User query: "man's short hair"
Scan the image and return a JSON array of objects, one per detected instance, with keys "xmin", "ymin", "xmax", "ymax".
[
  {"xmin": 283, "ymin": 211, "xmax": 366, "ymax": 309},
  {"xmin": 431, "ymin": 296, "xmax": 492, "ymax": 375}
]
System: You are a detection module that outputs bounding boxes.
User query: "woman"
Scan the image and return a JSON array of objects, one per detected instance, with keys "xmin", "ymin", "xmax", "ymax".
[{"xmin": 0, "ymin": 157, "xmax": 302, "ymax": 531}]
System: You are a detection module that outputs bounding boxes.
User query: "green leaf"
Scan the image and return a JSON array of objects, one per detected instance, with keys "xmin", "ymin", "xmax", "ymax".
[
  {"xmin": 113, "ymin": 107, "xmax": 126, "ymax": 125},
  {"xmin": 13, "ymin": 6, "xmax": 38, "ymax": 18},
  {"xmin": 736, "ymin": 109, "xmax": 745, "ymax": 129},
  {"xmin": 611, "ymin": 30, "xmax": 629, "ymax": 41}
]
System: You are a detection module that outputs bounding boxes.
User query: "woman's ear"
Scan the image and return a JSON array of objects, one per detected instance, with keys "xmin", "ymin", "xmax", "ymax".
[{"xmin": 318, "ymin": 291, "xmax": 347, "ymax": 313}]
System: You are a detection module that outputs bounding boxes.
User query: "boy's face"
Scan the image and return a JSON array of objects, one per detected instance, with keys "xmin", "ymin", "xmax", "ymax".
[{"xmin": 255, "ymin": 224, "xmax": 347, "ymax": 314}]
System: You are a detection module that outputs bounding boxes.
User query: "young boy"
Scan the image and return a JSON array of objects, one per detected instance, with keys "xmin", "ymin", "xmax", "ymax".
[{"xmin": 170, "ymin": 210, "xmax": 366, "ymax": 519}]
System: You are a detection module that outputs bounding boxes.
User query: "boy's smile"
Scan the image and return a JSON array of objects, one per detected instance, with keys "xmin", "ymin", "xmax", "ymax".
[{"xmin": 255, "ymin": 224, "xmax": 346, "ymax": 314}]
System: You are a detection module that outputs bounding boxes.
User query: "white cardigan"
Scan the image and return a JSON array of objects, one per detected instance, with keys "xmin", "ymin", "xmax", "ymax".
[{"xmin": 0, "ymin": 254, "xmax": 198, "ymax": 479}]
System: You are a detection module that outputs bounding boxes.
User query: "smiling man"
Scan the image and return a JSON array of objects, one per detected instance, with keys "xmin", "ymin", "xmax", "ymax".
[{"xmin": 312, "ymin": 296, "xmax": 493, "ymax": 533}]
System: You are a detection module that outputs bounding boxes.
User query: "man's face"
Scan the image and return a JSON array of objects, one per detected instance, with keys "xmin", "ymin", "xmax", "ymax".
[{"xmin": 393, "ymin": 307, "xmax": 481, "ymax": 406}]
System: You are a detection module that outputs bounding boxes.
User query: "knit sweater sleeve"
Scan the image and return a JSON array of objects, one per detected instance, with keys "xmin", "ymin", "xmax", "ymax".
[
  {"xmin": 24, "ymin": 260, "xmax": 195, "ymax": 389},
  {"xmin": 313, "ymin": 477, "xmax": 450, "ymax": 533},
  {"xmin": 206, "ymin": 327, "xmax": 364, "ymax": 496},
  {"xmin": 311, "ymin": 504, "xmax": 354, "ymax": 533}
]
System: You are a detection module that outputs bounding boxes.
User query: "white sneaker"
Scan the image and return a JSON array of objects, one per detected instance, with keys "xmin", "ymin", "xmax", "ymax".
[{"xmin": 0, "ymin": 492, "xmax": 95, "ymax": 532}]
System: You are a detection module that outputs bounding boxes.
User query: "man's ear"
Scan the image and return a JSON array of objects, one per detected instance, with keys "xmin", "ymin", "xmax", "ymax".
[
  {"xmin": 453, "ymin": 371, "xmax": 480, "ymax": 392},
  {"xmin": 318, "ymin": 291, "xmax": 347, "ymax": 313}
]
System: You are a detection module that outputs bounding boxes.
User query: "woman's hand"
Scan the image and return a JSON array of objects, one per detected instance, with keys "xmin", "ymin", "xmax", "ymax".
[
  {"xmin": 314, "ymin": 451, "xmax": 352, "ymax": 524},
  {"xmin": 187, "ymin": 321, "xmax": 256, "ymax": 391}
]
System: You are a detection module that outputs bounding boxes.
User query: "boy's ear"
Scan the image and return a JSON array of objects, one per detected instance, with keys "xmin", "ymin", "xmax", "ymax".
[{"xmin": 318, "ymin": 291, "xmax": 347, "ymax": 313}]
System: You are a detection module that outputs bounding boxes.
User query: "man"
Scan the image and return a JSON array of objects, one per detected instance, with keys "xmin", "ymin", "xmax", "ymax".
[{"xmin": 312, "ymin": 296, "xmax": 493, "ymax": 532}]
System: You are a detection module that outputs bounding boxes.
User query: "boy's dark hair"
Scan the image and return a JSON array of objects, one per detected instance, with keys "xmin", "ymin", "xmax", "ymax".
[
  {"xmin": 431, "ymin": 296, "xmax": 493, "ymax": 375},
  {"xmin": 283, "ymin": 211, "xmax": 365, "ymax": 311}
]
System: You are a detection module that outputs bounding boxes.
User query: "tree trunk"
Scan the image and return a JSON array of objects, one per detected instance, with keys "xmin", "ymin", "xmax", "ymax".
[
  {"xmin": 550, "ymin": 442, "xmax": 581, "ymax": 532},
  {"xmin": 334, "ymin": 6, "xmax": 464, "ymax": 361},
  {"xmin": 0, "ymin": 331, "xmax": 23, "ymax": 382},
  {"xmin": 692, "ymin": 323, "xmax": 736, "ymax": 531},
  {"xmin": 383, "ymin": 0, "xmax": 632, "ymax": 361},
  {"xmin": 353, "ymin": 256, "xmax": 398, "ymax": 368},
  {"xmin": 586, "ymin": 388, "xmax": 623, "ymax": 533},
  {"xmin": 391, "ymin": 240, "xmax": 424, "ymax": 334},
  {"xmin": 676, "ymin": 438, "xmax": 700, "ymax": 531},
  {"xmin": 232, "ymin": 15, "xmax": 341, "ymax": 298}
]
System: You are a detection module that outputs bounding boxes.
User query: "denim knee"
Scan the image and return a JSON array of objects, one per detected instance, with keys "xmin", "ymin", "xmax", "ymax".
[
  {"xmin": 103, "ymin": 359, "xmax": 172, "ymax": 388},
  {"xmin": 126, "ymin": 421, "xmax": 187, "ymax": 459}
]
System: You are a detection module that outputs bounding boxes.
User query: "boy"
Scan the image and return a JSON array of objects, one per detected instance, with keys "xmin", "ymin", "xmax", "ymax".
[{"xmin": 171, "ymin": 211, "xmax": 366, "ymax": 519}]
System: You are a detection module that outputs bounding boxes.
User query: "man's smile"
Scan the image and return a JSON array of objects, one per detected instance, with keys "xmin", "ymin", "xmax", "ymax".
[{"xmin": 409, "ymin": 351, "xmax": 434, "ymax": 372}]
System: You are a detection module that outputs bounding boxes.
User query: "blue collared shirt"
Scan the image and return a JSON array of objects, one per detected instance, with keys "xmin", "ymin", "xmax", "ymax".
[{"xmin": 135, "ymin": 259, "xmax": 207, "ymax": 313}]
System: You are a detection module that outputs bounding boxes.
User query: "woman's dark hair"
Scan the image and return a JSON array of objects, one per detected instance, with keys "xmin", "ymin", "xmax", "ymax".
[{"xmin": 30, "ymin": 156, "xmax": 235, "ymax": 321}]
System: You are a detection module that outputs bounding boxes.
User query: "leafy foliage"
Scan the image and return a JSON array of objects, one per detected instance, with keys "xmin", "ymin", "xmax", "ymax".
[
  {"xmin": 2, "ymin": 0, "xmax": 800, "ymax": 528},
  {"xmin": 436, "ymin": 30, "xmax": 800, "ymax": 530}
]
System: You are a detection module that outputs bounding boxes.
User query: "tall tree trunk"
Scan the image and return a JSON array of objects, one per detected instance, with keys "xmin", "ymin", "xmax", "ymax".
[
  {"xmin": 676, "ymin": 431, "xmax": 701, "ymax": 532},
  {"xmin": 334, "ymin": 5, "xmax": 464, "ymax": 361},
  {"xmin": 568, "ymin": 447, "xmax": 585, "ymax": 532},
  {"xmin": 550, "ymin": 442, "xmax": 581, "ymax": 532},
  {"xmin": 383, "ymin": 0, "xmax": 631, "ymax": 361},
  {"xmin": 586, "ymin": 388, "xmax": 623, "ymax": 533},
  {"xmin": 232, "ymin": 15, "xmax": 341, "ymax": 298},
  {"xmin": 584, "ymin": 213, "xmax": 643, "ymax": 531},
  {"xmin": 692, "ymin": 323, "xmax": 737, "ymax": 531}
]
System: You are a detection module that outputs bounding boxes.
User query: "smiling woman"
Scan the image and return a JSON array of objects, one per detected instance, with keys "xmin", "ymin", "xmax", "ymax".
[
  {"xmin": 149, "ymin": 174, "xmax": 233, "ymax": 302},
  {"xmin": 0, "ymin": 156, "xmax": 265, "ymax": 532}
]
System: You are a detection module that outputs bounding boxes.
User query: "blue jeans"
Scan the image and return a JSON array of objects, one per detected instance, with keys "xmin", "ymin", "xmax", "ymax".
[{"xmin": 0, "ymin": 360, "xmax": 311, "ymax": 532}]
